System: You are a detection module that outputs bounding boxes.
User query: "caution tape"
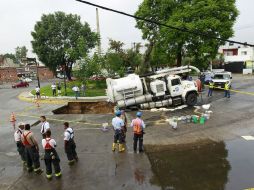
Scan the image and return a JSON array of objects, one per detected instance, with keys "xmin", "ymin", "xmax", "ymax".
[
  {"xmin": 16, "ymin": 113, "xmax": 102, "ymax": 126},
  {"xmin": 205, "ymin": 85, "xmax": 254, "ymax": 96}
]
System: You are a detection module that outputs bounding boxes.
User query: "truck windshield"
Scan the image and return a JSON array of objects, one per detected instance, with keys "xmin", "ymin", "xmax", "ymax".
[
  {"xmin": 214, "ymin": 74, "xmax": 230, "ymax": 80},
  {"xmin": 171, "ymin": 78, "xmax": 181, "ymax": 86}
]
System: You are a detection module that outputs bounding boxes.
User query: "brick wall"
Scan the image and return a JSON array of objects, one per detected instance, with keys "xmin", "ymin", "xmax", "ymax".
[
  {"xmin": 0, "ymin": 67, "xmax": 18, "ymax": 82},
  {"xmin": 37, "ymin": 67, "xmax": 54, "ymax": 80}
]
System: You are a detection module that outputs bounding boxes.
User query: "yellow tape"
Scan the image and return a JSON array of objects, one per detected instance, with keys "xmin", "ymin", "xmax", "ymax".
[
  {"xmin": 16, "ymin": 113, "xmax": 102, "ymax": 126},
  {"xmin": 205, "ymin": 85, "xmax": 254, "ymax": 96}
]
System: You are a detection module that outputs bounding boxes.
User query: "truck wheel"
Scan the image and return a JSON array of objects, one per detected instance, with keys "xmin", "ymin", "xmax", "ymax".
[{"xmin": 186, "ymin": 93, "xmax": 197, "ymax": 106}]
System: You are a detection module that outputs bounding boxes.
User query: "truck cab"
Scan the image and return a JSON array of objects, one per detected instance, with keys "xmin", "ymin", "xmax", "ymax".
[{"xmin": 212, "ymin": 72, "xmax": 232, "ymax": 88}]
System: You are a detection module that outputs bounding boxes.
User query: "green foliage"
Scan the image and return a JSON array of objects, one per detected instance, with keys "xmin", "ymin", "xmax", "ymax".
[
  {"xmin": 31, "ymin": 11, "xmax": 98, "ymax": 78},
  {"xmin": 135, "ymin": 0, "xmax": 238, "ymax": 69},
  {"xmin": 15, "ymin": 46, "xmax": 28, "ymax": 63},
  {"xmin": 76, "ymin": 54, "xmax": 104, "ymax": 81},
  {"xmin": 3, "ymin": 53, "xmax": 18, "ymax": 64}
]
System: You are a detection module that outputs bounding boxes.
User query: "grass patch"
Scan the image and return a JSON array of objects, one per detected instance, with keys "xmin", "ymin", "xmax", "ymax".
[{"xmin": 31, "ymin": 80, "xmax": 106, "ymax": 97}]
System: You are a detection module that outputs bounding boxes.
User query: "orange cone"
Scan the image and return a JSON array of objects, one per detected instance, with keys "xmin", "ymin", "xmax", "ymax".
[{"xmin": 10, "ymin": 112, "xmax": 16, "ymax": 122}]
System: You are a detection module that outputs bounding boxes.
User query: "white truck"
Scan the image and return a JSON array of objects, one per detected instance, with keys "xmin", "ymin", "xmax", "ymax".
[
  {"xmin": 212, "ymin": 71, "xmax": 232, "ymax": 89},
  {"xmin": 106, "ymin": 66, "xmax": 200, "ymax": 109}
]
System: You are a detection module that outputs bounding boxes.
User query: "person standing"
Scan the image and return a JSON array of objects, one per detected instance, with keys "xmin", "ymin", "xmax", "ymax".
[
  {"xmin": 131, "ymin": 112, "xmax": 146, "ymax": 153},
  {"xmin": 208, "ymin": 80, "xmax": 214, "ymax": 97},
  {"xmin": 120, "ymin": 110, "xmax": 127, "ymax": 143},
  {"xmin": 81, "ymin": 83, "xmax": 86, "ymax": 97},
  {"xmin": 57, "ymin": 82, "xmax": 62, "ymax": 96},
  {"xmin": 51, "ymin": 83, "xmax": 57, "ymax": 96},
  {"xmin": 42, "ymin": 130, "xmax": 61, "ymax": 180},
  {"xmin": 72, "ymin": 85, "xmax": 80, "ymax": 100},
  {"xmin": 14, "ymin": 122, "xmax": 26, "ymax": 165},
  {"xmin": 40, "ymin": 116, "xmax": 50, "ymax": 139},
  {"xmin": 35, "ymin": 86, "xmax": 40, "ymax": 99},
  {"xmin": 21, "ymin": 124, "xmax": 43, "ymax": 174},
  {"xmin": 224, "ymin": 81, "xmax": 231, "ymax": 98},
  {"xmin": 64, "ymin": 122, "xmax": 78, "ymax": 165},
  {"xmin": 112, "ymin": 110, "xmax": 125, "ymax": 152}
]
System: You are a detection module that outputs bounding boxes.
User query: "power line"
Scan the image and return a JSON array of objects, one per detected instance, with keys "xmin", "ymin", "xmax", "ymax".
[{"xmin": 75, "ymin": 0, "xmax": 254, "ymax": 47}]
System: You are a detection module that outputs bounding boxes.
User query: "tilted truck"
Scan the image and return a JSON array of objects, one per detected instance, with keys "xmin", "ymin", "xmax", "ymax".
[{"xmin": 106, "ymin": 66, "xmax": 200, "ymax": 109}]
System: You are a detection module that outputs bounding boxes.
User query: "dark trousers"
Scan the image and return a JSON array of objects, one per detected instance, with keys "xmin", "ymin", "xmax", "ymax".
[
  {"xmin": 208, "ymin": 88, "xmax": 213, "ymax": 96},
  {"xmin": 75, "ymin": 91, "xmax": 79, "ymax": 99},
  {"xmin": 25, "ymin": 146, "xmax": 40, "ymax": 170},
  {"xmin": 16, "ymin": 142, "xmax": 26, "ymax": 162},
  {"xmin": 224, "ymin": 90, "xmax": 230, "ymax": 98},
  {"xmin": 52, "ymin": 89, "xmax": 56, "ymax": 96},
  {"xmin": 44, "ymin": 150, "xmax": 61, "ymax": 175},
  {"xmin": 65, "ymin": 140, "xmax": 78, "ymax": 161},
  {"xmin": 114, "ymin": 130, "xmax": 123, "ymax": 144},
  {"xmin": 133, "ymin": 133, "xmax": 143, "ymax": 152}
]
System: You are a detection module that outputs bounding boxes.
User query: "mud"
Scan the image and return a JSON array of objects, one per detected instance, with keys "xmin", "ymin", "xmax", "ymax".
[{"xmin": 52, "ymin": 101, "xmax": 115, "ymax": 114}]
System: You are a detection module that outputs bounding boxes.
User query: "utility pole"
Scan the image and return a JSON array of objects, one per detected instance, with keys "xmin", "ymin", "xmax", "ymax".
[
  {"xmin": 96, "ymin": 8, "xmax": 102, "ymax": 55},
  {"xmin": 36, "ymin": 59, "xmax": 40, "ymax": 88}
]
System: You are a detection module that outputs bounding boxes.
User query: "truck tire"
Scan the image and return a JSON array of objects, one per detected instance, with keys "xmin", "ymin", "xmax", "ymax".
[{"xmin": 186, "ymin": 92, "xmax": 197, "ymax": 106}]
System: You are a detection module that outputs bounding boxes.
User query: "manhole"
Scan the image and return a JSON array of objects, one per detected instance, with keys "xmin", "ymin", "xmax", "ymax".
[{"xmin": 52, "ymin": 101, "xmax": 115, "ymax": 114}]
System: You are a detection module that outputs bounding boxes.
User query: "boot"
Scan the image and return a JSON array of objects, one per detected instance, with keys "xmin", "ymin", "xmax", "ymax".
[
  {"xmin": 118, "ymin": 144, "xmax": 125, "ymax": 152},
  {"xmin": 112, "ymin": 143, "xmax": 117, "ymax": 152}
]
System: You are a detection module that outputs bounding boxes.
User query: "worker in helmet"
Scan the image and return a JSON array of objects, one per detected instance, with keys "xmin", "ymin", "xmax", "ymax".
[
  {"xmin": 208, "ymin": 80, "xmax": 214, "ymax": 97},
  {"xmin": 120, "ymin": 110, "xmax": 127, "ymax": 143},
  {"xmin": 224, "ymin": 81, "xmax": 230, "ymax": 98},
  {"xmin": 112, "ymin": 110, "xmax": 125, "ymax": 152},
  {"xmin": 131, "ymin": 112, "xmax": 146, "ymax": 153}
]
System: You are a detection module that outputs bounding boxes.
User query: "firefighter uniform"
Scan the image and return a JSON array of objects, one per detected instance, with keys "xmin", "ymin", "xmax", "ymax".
[
  {"xmin": 21, "ymin": 130, "xmax": 43, "ymax": 173},
  {"xmin": 112, "ymin": 111, "xmax": 125, "ymax": 152},
  {"xmin": 64, "ymin": 127, "xmax": 78, "ymax": 165},
  {"xmin": 120, "ymin": 111, "xmax": 127, "ymax": 143},
  {"xmin": 41, "ymin": 121, "xmax": 50, "ymax": 139},
  {"xmin": 131, "ymin": 112, "xmax": 146, "ymax": 153},
  {"xmin": 42, "ymin": 138, "xmax": 61, "ymax": 179},
  {"xmin": 14, "ymin": 127, "xmax": 26, "ymax": 163}
]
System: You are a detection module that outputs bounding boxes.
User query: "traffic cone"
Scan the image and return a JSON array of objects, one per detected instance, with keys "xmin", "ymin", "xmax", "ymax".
[{"xmin": 10, "ymin": 112, "xmax": 16, "ymax": 130}]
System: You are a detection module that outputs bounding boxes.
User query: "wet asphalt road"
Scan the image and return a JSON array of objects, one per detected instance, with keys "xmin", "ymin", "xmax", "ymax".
[{"xmin": 1, "ymin": 75, "xmax": 254, "ymax": 190}]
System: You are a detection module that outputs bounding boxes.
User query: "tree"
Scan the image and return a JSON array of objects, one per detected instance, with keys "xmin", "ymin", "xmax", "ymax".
[
  {"xmin": 31, "ymin": 12, "xmax": 98, "ymax": 79},
  {"xmin": 108, "ymin": 39, "xmax": 124, "ymax": 53},
  {"xmin": 76, "ymin": 54, "xmax": 103, "ymax": 81},
  {"xmin": 15, "ymin": 46, "xmax": 28, "ymax": 63},
  {"xmin": 135, "ymin": 0, "xmax": 238, "ymax": 69},
  {"xmin": 3, "ymin": 53, "xmax": 18, "ymax": 64}
]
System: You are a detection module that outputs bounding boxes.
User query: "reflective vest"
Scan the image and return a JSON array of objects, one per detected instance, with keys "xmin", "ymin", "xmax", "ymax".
[
  {"xmin": 44, "ymin": 138, "xmax": 53, "ymax": 150},
  {"xmin": 209, "ymin": 82, "xmax": 214, "ymax": 88},
  {"xmin": 22, "ymin": 131, "xmax": 31, "ymax": 146},
  {"xmin": 225, "ymin": 83, "xmax": 230, "ymax": 90},
  {"xmin": 132, "ymin": 119, "xmax": 143, "ymax": 135}
]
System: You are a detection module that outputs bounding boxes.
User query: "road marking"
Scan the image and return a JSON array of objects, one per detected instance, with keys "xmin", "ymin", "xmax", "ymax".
[
  {"xmin": 205, "ymin": 85, "xmax": 254, "ymax": 96},
  {"xmin": 16, "ymin": 113, "xmax": 102, "ymax": 126},
  {"xmin": 241, "ymin": 136, "xmax": 254, "ymax": 141}
]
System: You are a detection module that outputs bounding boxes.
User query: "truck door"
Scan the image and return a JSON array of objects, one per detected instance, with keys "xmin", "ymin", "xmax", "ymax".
[{"xmin": 169, "ymin": 78, "xmax": 183, "ymax": 97}]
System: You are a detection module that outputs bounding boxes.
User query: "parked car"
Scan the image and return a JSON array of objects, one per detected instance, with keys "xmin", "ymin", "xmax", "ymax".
[
  {"xmin": 89, "ymin": 75, "xmax": 106, "ymax": 81},
  {"xmin": 22, "ymin": 78, "xmax": 32, "ymax": 83},
  {"xmin": 12, "ymin": 81, "xmax": 29, "ymax": 88}
]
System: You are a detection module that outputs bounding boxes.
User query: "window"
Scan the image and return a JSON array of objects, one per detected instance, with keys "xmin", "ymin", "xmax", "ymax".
[
  {"xmin": 241, "ymin": 51, "xmax": 247, "ymax": 55},
  {"xmin": 171, "ymin": 78, "xmax": 181, "ymax": 86}
]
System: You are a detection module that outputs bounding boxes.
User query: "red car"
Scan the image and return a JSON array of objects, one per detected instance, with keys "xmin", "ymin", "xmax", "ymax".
[{"xmin": 12, "ymin": 81, "xmax": 29, "ymax": 88}]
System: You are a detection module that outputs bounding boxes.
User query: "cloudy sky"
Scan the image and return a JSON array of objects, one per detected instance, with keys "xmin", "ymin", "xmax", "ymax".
[{"xmin": 0, "ymin": 0, "xmax": 254, "ymax": 57}]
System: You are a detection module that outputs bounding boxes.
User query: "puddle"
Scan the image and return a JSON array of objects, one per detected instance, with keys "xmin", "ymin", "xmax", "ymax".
[
  {"xmin": 146, "ymin": 140, "xmax": 230, "ymax": 190},
  {"xmin": 53, "ymin": 101, "xmax": 114, "ymax": 114},
  {"xmin": 146, "ymin": 138, "xmax": 254, "ymax": 190}
]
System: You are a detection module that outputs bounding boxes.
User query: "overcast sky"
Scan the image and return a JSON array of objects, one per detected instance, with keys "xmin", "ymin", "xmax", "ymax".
[{"xmin": 0, "ymin": 0, "xmax": 254, "ymax": 57}]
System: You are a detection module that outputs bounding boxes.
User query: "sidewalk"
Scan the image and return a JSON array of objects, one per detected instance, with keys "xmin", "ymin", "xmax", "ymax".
[{"xmin": 18, "ymin": 91, "xmax": 108, "ymax": 105}]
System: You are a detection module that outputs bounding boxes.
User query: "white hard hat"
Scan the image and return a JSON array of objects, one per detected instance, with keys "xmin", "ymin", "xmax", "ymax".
[{"xmin": 18, "ymin": 122, "xmax": 25, "ymax": 126}]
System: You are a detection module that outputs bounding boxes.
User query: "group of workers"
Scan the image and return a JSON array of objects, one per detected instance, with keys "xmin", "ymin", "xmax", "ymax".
[
  {"xmin": 14, "ymin": 116, "xmax": 78, "ymax": 180},
  {"xmin": 208, "ymin": 81, "xmax": 231, "ymax": 98},
  {"xmin": 112, "ymin": 110, "xmax": 146, "ymax": 153}
]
